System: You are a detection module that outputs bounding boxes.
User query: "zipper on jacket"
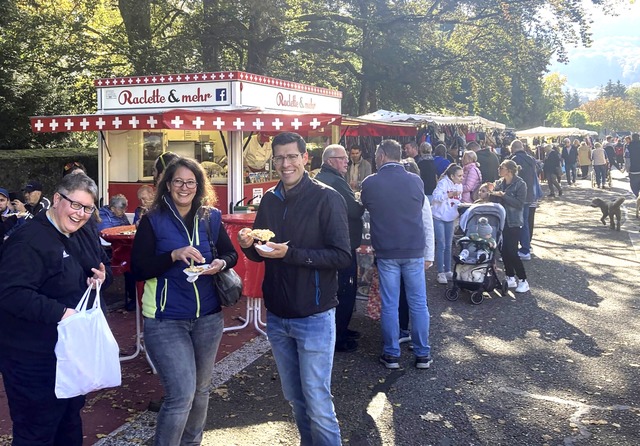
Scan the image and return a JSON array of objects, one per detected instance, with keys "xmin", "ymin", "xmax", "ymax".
[{"xmin": 161, "ymin": 279, "xmax": 168, "ymax": 312}]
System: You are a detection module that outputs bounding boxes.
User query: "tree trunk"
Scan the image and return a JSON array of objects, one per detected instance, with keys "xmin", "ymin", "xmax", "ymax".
[
  {"xmin": 118, "ymin": 0, "xmax": 157, "ymax": 74},
  {"xmin": 201, "ymin": 0, "xmax": 220, "ymax": 71}
]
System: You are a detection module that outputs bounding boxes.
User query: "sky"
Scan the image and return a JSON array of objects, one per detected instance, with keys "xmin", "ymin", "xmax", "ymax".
[{"xmin": 548, "ymin": 0, "xmax": 640, "ymax": 98}]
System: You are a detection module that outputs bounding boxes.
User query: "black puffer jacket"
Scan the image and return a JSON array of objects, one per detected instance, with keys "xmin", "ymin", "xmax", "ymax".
[{"xmin": 242, "ymin": 173, "xmax": 351, "ymax": 318}]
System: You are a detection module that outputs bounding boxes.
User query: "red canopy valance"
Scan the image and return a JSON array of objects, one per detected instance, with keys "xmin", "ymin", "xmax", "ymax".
[{"xmin": 30, "ymin": 110, "xmax": 341, "ymax": 134}]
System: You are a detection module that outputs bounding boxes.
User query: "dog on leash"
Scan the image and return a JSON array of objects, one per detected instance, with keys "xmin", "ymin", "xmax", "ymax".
[{"xmin": 590, "ymin": 197, "xmax": 625, "ymax": 231}]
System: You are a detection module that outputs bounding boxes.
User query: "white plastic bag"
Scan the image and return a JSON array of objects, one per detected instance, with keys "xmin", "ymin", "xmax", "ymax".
[{"xmin": 54, "ymin": 281, "xmax": 121, "ymax": 399}]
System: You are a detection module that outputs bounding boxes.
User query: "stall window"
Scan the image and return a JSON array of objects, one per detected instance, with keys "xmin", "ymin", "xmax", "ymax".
[{"xmin": 143, "ymin": 132, "xmax": 163, "ymax": 179}]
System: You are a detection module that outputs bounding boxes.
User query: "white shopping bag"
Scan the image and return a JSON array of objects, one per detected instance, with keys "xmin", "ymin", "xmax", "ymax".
[{"xmin": 55, "ymin": 281, "xmax": 121, "ymax": 399}]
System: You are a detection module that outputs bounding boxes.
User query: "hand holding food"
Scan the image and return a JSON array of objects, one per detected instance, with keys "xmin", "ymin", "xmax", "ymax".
[
  {"xmin": 248, "ymin": 228, "xmax": 275, "ymax": 242},
  {"xmin": 172, "ymin": 246, "xmax": 205, "ymax": 265},
  {"xmin": 237, "ymin": 227, "xmax": 254, "ymax": 248}
]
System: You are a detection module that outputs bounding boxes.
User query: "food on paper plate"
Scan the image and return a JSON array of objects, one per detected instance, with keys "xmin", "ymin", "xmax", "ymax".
[
  {"xmin": 249, "ymin": 229, "xmax": 275, "ymax": 242},
  {"xmin": 185, "ymin": 265, "xmax": 206, "ymax": 273}
]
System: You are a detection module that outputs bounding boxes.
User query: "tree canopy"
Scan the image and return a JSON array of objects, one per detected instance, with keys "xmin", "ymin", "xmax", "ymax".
[{"xmin": 0, "ymin": 0, "xmax": 633, "ymax": 149}]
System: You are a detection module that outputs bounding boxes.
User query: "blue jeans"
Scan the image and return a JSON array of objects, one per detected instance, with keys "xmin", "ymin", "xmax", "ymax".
[
  {"xmin": 267, "ymin": 308, "xmax": 341, "ymax": 446},
  {"xmin": 144, "ymin": 312, "xmax": 224, "ymax": 446},
  {"xmin": 518, "ymin": 206, "xmax": 531, "ymax": 255},
  {"xmin": 433, "ymin": 218, "xmax": 454, "ymax": 273},
  {"xmin": 567, "ymin": 162, "xmax": 577, "ymax": 184},
  {"xmin": 377, "ymin": 258, "xmax": 431, "ymax": 358},
  {"xmin": 594, "ymin": 164, "xmax": 607, "ymax": 187}
]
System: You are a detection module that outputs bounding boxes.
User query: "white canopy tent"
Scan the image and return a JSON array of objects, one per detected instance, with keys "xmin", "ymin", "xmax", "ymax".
[
  {"xmin": 357, "ymin": 109, "xmax": 507, "ymax": 130},
  {"xmin": 515, "ymin": 126, "xmax": 598, "ymax": 138}
]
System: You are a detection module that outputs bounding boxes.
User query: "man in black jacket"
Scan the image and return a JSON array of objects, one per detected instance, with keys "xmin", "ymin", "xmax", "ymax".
[
  {"xmin": 238, "ymin": 132, "xmax": 350, "ymax": 446},
  {"xmin": 315, "ymin": 144, "xmax": 365, "ymax": 353}
]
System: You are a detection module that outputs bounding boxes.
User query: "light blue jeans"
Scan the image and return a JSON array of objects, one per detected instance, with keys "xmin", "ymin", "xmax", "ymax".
[
  {"xmin": 377, "ymin": 258, "xmax": 431, "ymax": 358},
  {"xmin": 144, "ymin": 312, "xmax": 224, "ymax": 446},
  {"xmin": 267, "ymin": 308, "xmax": 341, "ymax": 446},
  {"xmin": 433, "ymin": 218, "xmax": 454, "ymax": 273}
]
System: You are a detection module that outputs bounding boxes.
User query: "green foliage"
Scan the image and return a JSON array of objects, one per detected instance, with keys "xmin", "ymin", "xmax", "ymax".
[
  {"xmin": 598, "ymin": 79, "xmax": 627, "ymax": 99},
  {"xmin": 0, "ymin": 0, "xmax": 630, "ymax": 149},
  {"xmin": 546, "ymin": 110, "xmax": 568, "ymax": 127},
  {"xmin": 566, "ymin": 109, "xmax": 588, "ymax": 127}
]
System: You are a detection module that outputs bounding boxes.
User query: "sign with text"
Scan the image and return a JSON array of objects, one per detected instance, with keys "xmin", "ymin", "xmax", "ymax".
[
  {"xmin": 100, "ymin": 82, "xmax": 231, "ymax": 111},
  {"xmin": 240, "ymin": 82, "xmax": 341, "ymax": 115}
]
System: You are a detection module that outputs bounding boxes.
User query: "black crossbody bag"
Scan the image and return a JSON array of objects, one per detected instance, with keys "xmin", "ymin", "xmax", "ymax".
[{"xmin": 204, "ymin": 212, "xmax": 243, "ymax": 307}]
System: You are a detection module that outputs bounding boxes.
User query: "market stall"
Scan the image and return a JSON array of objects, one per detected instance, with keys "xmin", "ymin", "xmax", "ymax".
[
  {"xmin": 515, "ymin": 126, "xmax": 598, "ymax": 139},
  {"xmin": 30, "ymin": 71, "xmax": 342, "ymax": 212}
]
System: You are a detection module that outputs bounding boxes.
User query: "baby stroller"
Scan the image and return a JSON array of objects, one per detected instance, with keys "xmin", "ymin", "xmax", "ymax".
[{"xmin": 444, "ymin": 203, "xmax": 506, "ymax": 305}]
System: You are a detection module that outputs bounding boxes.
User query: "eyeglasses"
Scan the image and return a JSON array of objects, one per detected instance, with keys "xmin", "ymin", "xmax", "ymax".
[
  {"xmin": 272, "ymin": 153, "xmax": 301, "ymax": 165},
  {"xmin": 171, "ymin": 179, "xmax": 198, "ymax": 189},
  {"xmin": 329, "ymin": 156, "xmax": 349, "ymax": 161},
  {"xmin": 58, "ymin": 192, "xmax": 96, "ymax": 214}
]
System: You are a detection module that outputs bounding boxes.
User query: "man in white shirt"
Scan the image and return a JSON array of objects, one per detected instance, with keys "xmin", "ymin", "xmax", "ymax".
[
  {"xmin": 243, "ymin": 133, "xmax": 272, "ymax": 172},
  {"xmin": 345, "ymin": 145, "xmax": 372, "ymax": 191}
]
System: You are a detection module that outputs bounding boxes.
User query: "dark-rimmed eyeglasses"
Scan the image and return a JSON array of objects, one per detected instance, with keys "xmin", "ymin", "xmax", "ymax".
[
  {"xmin": 273, "ymin": 153, "xmax": 301, "ymax": 165},
  {"xmin": 58, "ymin": 192, "xmax": 96, "ymax": 214},
  {"xmin": 171, "ymin": 179, "xmax": 198, "ymax": 189}
]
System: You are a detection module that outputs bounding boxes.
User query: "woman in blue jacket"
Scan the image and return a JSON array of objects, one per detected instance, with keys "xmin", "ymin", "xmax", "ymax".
[{"xmin": 131, "ymin": 156, "xmax": 237, "ymax": 446}]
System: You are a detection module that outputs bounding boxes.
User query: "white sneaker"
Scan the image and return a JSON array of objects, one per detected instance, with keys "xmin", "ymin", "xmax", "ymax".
[
  {"xmin": 515, "ymin": 279, "xmax": 530, "ymax": 293},
  {"xmin": 506, "ymin": 276, "xmax": 517, "ymax": 288},
  {"xmin": 518, "ymin": 252, "xmax": 531, "ymax": 261},
  {"xmin": 437, "ymin": 273, "xmax": 448, "ymax": 284},
  {"xmin": 445, "ymin": 271, "xmax": 454, "ymax": 281}
]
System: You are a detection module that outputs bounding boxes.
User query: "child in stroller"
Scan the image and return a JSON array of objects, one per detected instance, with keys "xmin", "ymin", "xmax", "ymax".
[{"xmin": 445, "ymin": 203, "xmax": 506, "ymax": 305}]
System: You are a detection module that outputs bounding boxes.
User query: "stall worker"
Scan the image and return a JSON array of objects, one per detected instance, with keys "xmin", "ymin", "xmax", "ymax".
[{"xmin": 243, "ymin": 132, "xmax": 272, "ymax": 172}]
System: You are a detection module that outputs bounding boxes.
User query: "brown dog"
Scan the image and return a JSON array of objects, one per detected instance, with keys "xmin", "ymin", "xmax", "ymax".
[{"xmin": 590, "ymin": 197, "xmax": 625, "ymax": 231}]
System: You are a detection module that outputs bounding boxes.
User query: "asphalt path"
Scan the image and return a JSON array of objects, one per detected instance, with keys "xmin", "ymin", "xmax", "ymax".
[{"xmin": 103, "ymin": 170, "xmax": 640, "ymax": 446}]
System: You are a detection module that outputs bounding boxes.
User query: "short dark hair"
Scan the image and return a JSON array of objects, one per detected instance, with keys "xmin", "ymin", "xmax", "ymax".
[
  {"xmin": 377, "ymin": 139, "xmax": 402, "ymax": 161},
  {"xmin": 466, "ymin": 141, "xmax": 480, "ymax": 152},
  {"xmin": 632, "ymin": 133, "xmax": 639, "ymax": 142},
  {"xmin": 272, "ymin": 132, "xmax": 306, "ymax": 154},
  {"xmin": 434, "ymin": 144, "xmax": 447, "ymax": 157}
]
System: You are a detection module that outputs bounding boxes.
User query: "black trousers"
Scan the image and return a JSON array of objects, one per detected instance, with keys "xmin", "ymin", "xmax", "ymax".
[
  {"xmin": 335, "ymin": 249, "xmax": 358, "ymax": 342},
  {"xmin": 0, "ymin": 351, "xmax": 85, "ymax": 446},
  {"xmin": 501, "ymin": 226, "xmax": 527, "ymax": 280}
]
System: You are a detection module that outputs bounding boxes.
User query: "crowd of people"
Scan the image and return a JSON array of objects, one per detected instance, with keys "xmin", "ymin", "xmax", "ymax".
[{"xmin": 1, "ymin": 129, "xmax": 638, "ymax": 446}]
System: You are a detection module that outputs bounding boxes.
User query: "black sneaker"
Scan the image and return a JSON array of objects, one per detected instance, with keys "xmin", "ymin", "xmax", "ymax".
[
  {"xmin": 335, "ymin": 339, "xmax": 358, "ymax": 353},
  {"xmin": 346, "ymin": 329, "xmax": 361, "ymax": 340},
  {"xmin": 379, "ymin": 354, "xmax": 400, "ymax": 369},
  {"xmin": 415, "ymin": 356, "xmax": 433, "ymax": 369}
]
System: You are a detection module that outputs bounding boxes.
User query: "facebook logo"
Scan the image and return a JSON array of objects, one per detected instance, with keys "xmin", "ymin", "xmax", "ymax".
[{"xmin": 215, "ymin": 88, "xmax": 227, "ymax": 102}]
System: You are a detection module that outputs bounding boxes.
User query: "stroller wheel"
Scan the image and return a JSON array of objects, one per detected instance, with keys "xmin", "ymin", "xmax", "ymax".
[
  {"xmin": 445, "ymin": 288, "xmax": 459, "ymax": 301},
  {"xmin": 470, "ymin": 291, "xmax": 484, "ymax": 305}
]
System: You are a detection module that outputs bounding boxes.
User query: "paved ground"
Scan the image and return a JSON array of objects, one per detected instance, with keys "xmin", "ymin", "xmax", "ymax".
[{"xmin": 100, "ymin": 171, "xmax": 640, "ymax": 445}]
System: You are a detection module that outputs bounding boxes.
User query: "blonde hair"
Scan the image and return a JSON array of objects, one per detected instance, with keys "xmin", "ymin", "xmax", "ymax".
[{"xmin": 462, "ymin": 150, "xmax": 477, "ymax": 166}]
